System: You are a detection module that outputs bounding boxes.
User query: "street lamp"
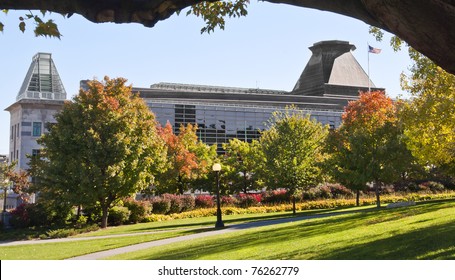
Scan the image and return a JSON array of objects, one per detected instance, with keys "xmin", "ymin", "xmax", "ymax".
[
  {"xmin": 2, "ymin": 177, "xmax": 9, "ymax": 213},
  {"xmin": 212, "ymin": 163, "xmax": 224, "ymax": 228},
  {"xmin": 1, "ymin": 177, "xmax": 10, "ymax": 227}
]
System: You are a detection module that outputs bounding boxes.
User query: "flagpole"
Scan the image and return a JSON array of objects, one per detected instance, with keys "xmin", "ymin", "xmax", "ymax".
[{"xmin": 367, "ymin": 42, "xmax": 371, "ymax": 93}]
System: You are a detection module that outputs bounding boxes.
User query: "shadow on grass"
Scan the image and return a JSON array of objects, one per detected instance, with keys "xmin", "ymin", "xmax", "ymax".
[
  {"xmin": 130, "ymin": 206, "xmax": 383, "ymax": 233},
  {"xmin": 316, "ymin": 221, "xmax": 455, "ymax": 260},
  {"xmin": 131, "ymin": 201, "xmax": 455, "ymax": 260}
]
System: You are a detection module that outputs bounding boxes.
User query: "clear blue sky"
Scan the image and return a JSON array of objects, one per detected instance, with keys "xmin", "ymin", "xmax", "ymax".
[{"xmin": 0, "ymin": 2, "xmax": 412, "ymax": 155}]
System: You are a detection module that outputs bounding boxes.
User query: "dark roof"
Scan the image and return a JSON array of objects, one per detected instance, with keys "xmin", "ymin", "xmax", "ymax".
[{"xmin": 292, "ymin": 40, "xmax": 381, "ymax": 96}]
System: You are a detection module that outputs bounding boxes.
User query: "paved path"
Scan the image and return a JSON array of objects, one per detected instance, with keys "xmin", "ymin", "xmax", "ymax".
[
  {"xmin": 0, "ymin": 228, "xmax": 191, "ymax": 247},
  {"xmin": 66, "ymin": 211, "xmax": 359, "ymax": 260}
]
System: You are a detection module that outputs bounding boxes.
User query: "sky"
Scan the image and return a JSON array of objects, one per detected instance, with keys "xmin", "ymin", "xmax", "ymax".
[{"xmin": 0, "ymin": 2, "xmax": 412, "ymax": 155}]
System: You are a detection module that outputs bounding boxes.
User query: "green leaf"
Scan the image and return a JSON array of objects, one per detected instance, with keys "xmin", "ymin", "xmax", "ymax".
[
  {"xmin": 0, "ymin": 22, "xmax": 4, "ymax": 33},
  {"xmin": 34, "ymin": 19, "xmax": 62, "ymax": 39},
  {"xmin": 369, "ymin": 26, "xmax": 384, "ymax": 42},
  {"xmin": 19, "ymin": 21, "xmax": 26, "ymax": 33}
]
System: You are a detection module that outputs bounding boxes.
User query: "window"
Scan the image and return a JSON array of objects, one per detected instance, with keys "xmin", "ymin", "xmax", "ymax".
[
  {"xmin": 32, "ymin": 149, "xmax": 41, "ymax": 157},
  {"xmin": 32, "ymin": 122, "xmax": 42, "ymax": 137}
]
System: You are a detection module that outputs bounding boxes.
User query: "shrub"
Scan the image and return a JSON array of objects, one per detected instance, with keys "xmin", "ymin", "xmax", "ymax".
[
  {"xmin": 236, "ymin": 193, "xmax": 261, "ymax": 208},
  {"xmin": 327, "ymin": 184, "xmax": 354, "ymax": 198},
  {"xmin": 195, "ymin": 195, "xmax": 214, "ymax": 208},
  {"xmin": 10, "ymin": 203, "xmax": 60, "ymax": 228},
  {"xmin": 423, "ymin": 181, "xmax": 445, "ymax": 193},
  {"xmin": 83, "ymin": 204, "xmax": 102, "ymax": 224},
  {"xmin": 221, "ymin": 195, "xmax": 237, "ymax": 206},
  {"xmin": 40, "ymin": 224, "xmax": 100, "ymax": 239},
  {"xmin": 43, "ymin": 228, "xmax": 78, "ymax": 239},
  {"xmin": 180, "ymin": 195, "xmax": 196, "ymax": 212},
  {"xmin": 163, "ymin": 194, "xmax": 183, "ymax": 214},
  {"xmin": 123, "ymin": 199, "xmax": 151, "ymax": 223},
  {"xmin": 26, "ymin": 203, "xmax": 55, "ymax": 227},
  {"xmin": 9, "ymin": 203, "xmax": 30, "ymax": 228},
  {"xmin": 151, "ymin": 197, "xmax": 171, "ymax": 214},
  {"xmin": 262, "ymin": 189, "xmax": 290, "ymax": 204},
  {"xmin": 108, "ymin": 206, "xmax": 131, "ymax": 226},
  {"xmin": 304, "ymin": 185, "xmax": 332, "ymax": 200},
  {"xmin": 142, "ymin": 214, "xmax": 173, "ymax": 223},
  {"xmin": 74, "ymin": 215, "xmax": 88, "ymax": 229}
]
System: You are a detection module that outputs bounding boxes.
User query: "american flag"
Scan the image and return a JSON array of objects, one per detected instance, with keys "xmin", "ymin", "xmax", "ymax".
[{"xmin": 368, "ymin": 45, "xmax": 381, "ymax": 54}]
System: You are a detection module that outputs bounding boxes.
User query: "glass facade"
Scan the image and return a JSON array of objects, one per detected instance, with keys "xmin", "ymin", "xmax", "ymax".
[
  {"xmin": 147, "ymin": 100, "xmax": 342, "ymax": 153},
  {"xmin": 17, "ymin": 53, "xmax": 67, "ymax": 101}
]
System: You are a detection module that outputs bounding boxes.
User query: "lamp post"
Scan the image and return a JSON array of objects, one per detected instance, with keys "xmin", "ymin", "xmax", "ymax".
[
  {"xmin": 212, "ymin": 163, "xmax": 224, "ymax": 228},
  {"xmin": 1, "ymin": 177, "xmax": 9, "ymax": 227},
  {"xmin": 2, "ymin": 177, "xmax": 9, "ymax": 213}
]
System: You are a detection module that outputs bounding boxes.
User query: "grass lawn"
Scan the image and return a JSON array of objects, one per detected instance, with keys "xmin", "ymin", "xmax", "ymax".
[
  {"xmin": 0, "ymin": 209, "xmax": 351, "ymax": 260},
  {"xmin": 0, "ymin": 228, "xmax": 211, "ymax": 260},
  {"xmin": 107, "ymin": 200, "xmax": 455, "ymax": 260}
]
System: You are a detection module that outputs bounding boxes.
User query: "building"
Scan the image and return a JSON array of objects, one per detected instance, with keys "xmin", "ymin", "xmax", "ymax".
[
  {"xmin": 5, "ymin": 53, "xmax": 67, "ymax": 173},
  {"xmin": 6, "ymin": 40, "xmax": 382, "ymax": 169},
  {"xmin": 135, "ymin": 40, "xmax": 381, "ymax": 152}
]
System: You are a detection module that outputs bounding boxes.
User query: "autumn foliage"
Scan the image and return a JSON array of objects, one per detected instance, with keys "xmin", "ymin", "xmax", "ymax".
[
  {"xmin": 342, "ymin": 91, "xmax": 395, "ymax": 130},
  {"xmin": 158, "ymin": 122, "xmax": 199, "ymax": 179},
  {"xmin": 156, "ymin": 122, "xmax": 215, "ymax": 194}
]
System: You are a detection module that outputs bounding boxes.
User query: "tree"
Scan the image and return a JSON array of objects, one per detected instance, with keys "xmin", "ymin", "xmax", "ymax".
[
  {"xmin": 30, "ymin": 77, "xmax": 167, "ymax": 228},
  {"xmin": 2, "ymin": 1, "xmax": 454, "ymax": 74},
  {"xmin": 0, "ymin": 161, "xmax": 30, "ymax": 209},
  {"xmin": 156, "ymin": 122, "xmax": 217, "ymax": 194},
  {"xmin": 324, "ymin": 129, "xmax": 368, "ymax": 207},
  {"xmin": 221, "ymin": 138, "xmax": 264, "ymax": 194},
  {"xmin": 400, "ymin": 51, "xmax": 455, "ymax": 178},
  {"xmin": 341, "ymin": 91, "xmax": 413, "ymax": 207},
  {"xmin": 260, "ymin": 109, "xmax": 328, "ymax": 214}
]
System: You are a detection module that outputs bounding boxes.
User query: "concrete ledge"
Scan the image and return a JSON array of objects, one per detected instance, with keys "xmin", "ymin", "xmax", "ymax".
[{"xmin": 386, "ymin": 201, "xmax": 416, "ymax": 209}]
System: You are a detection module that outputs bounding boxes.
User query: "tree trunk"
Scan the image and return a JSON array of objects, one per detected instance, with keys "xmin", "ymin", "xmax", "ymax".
[
  {"xmin": 76, "ymin": 205, "xmax": 81, "ymax": 219},
  {"xmin": 101, "ymin": 205, "xmax": 109, "ymax": 228},
  {"xmin": 292, "ymin": 195, "xmax": 296, "ymax": 215},
  {"xmin": 243, "ymin": 170, "xmax": 247, "ymax": 194},
  {"xmin": 374, "ymin": 180, "xmax": 381, "ymax": 208},
  {"xmin": 178, "ymin": 175, "xmax": 184, "ymax": 195},
  {"xmin": 356, "ymin": 189, "xmax": 360, "ymax": 207}
]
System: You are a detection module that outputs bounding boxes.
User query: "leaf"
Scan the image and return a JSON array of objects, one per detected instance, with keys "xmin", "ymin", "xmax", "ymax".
[
  {"xmin": 19, "ymin": 21, "xmax": 26, "ymax": 33},
  {"xmin": 0, "ymin": 22, "xmax": 4, "ymax": 33},
  {"xmin": 34, "ymin": 19, "xmax": 62, "ymax": 39}
]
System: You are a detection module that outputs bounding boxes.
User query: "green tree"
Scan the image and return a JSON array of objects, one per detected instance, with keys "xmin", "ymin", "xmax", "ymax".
[
  {"xmin": 341, "ymin": 91, "xmax": 413, "ymax": 207},
  {"xmin": 30, "ymin": 77, "xmax": 167, "ymax": 228},
  {"xmin": 260, "ymin": 109, "xmax": 328, "ymax": 214},
  {"xmin": 324, "ymin": 129, "xmax": 367, "ymax": 206},
  {"xmin": 400, "ymin": 51, "xmax": 455, "ymax": 178},
  {"xmin": 221, "ymin": 138, "xmax": 264, "ymax": 194}
]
